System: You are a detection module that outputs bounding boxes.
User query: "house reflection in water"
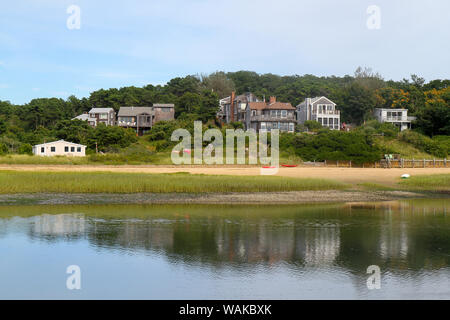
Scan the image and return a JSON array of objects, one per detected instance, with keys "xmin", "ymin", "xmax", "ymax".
[
  {"xmin": 3, "ymin": 199, "xmax": 447, "ymax": 274},
  {"xmin": 31, "ymin": 214, "xmax": 86, "ymax": 238}
]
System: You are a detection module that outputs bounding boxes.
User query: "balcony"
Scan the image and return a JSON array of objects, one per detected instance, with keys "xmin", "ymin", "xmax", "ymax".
[
  {"xmin": 385, "ymin": 116, "xmax": 410, "ymax": 122},
  {"xmin": 313, "ymin": 110, "xmax": 340, "ymax": 115},
  {"xmin": 118, "ymin": 120, "xmax": 137, "ymax": 127},
  {"xmin": 250, "ymin": 114, "xmax": 296, "ymax": 122}
]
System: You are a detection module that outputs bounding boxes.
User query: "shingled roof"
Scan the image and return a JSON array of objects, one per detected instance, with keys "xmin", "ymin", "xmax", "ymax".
[
  {"xmin": 118, "ymin": 106, "xmax": 154, "ymax": 116},
  {"xmin": 248, "ymin": 101, "xmax": 295, "ymax": 110}
]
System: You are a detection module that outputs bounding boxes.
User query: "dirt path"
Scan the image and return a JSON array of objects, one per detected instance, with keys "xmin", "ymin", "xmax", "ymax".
[{"xmin": 0, "ymin": 164, "xmax": 448, "ymax": 185}]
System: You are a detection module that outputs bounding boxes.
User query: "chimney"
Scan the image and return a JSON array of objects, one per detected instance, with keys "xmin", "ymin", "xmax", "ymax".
[
  {"xmin": 230, "ymin": 91, "xmax": 236, "ymax": 122},
  {"xmin": 269, "ymin": 96, "xmax": 276, "ymax": 104}
]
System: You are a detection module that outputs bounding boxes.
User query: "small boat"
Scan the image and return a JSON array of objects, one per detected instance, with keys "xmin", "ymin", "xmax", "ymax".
[
  {"xmin": 262, "ymin": 166, "xmax": 276, "ymax": 169},
  {"xmin": 281, "ymin": 164, "xmax": 298, "ymax": 167}
]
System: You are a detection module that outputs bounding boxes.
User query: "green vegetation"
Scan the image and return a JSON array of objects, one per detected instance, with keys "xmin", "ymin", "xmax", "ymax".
[
  {"xmin": 356, "ymin": 120, "xmax": 449, "ymax": 159},
  {"xmin": 357, "ymin": 183, "xmax": 397, "ymax": 191},
  {"xmin": 398, "ymin": 174, "xmax": 450, "ymax": 192},
  {"xmin": 280, "ymin": 130, "xmax": 382, "ymax": 164},
  {"xmin": 0, "ymin": 171, "xmax": 347, "ymax": 194},
  {"xmin": 398, "ymin": 131, "xmax": 448, "ymax": 158},
  {"xmin": 0, "ymin": 69, "xmax": 449, "ymax": 162}
]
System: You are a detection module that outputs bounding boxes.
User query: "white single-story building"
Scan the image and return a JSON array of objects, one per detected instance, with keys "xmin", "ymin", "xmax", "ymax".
[{"xmin": 32, "ymin": 140, "xmax": 86, "ymax": 157}]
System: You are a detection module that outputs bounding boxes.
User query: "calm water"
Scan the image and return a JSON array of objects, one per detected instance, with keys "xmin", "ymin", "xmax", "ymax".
[{"xmin": 0, "ymin": 199, "xmax": 449, "ymax": 299}]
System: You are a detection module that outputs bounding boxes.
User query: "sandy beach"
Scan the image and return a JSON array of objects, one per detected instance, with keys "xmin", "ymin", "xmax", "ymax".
[{"xmin": 0, "ymin": 165, "xmax": 448, "ymax": 186}]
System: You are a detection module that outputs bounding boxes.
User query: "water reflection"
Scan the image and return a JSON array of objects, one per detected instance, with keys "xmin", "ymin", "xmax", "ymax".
[{"xmin": 1, "ymin": 199, "xmax": 448, "ymax": 272}]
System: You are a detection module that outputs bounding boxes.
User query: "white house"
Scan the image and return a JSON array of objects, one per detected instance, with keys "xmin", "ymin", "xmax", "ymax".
[
  {"xmin": 373, "ymin": 108, "xmax": 416, "ymax": 131},
  {"xmin": 32, "ymin": 140, "xmax": 86, "ymax": 157},
  {"xmin": 297, "ymin": 97, "xmax": 341, "ymax": 130}
]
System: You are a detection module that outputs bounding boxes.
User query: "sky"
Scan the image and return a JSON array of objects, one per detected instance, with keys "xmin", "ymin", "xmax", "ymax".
[{"xmin": 0, "ymin": 0, "xmax": 449, "ymax": 104}]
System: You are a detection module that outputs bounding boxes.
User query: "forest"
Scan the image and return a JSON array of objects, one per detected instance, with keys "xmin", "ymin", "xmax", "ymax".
[{"xmin": 0, "ymin": 68, "xmax": 449, "ymax": 161}]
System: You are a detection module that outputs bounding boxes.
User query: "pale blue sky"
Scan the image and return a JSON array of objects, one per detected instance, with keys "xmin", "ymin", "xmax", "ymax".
[{"xmin": 0, "ymin": 0, "xmax": 449, "ymax": 104}]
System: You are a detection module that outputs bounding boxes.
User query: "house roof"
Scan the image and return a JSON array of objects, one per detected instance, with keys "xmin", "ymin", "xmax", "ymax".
[
  {"xmin": 374, "ymin": 108, "xmax": 408, "ymax": 111},
  {"xmin": 34, "ymin": 140, "xmax": 86, "ymax": 147},
  {"xmin": 118, "ymin": 106, "xmax": 154, "ymax": 116},
  {"xmin": 89, "ymin": 108, "xmax": 115, "ymax": 113},
  {"xmin": 153, "ymin": 103, "xmax": 174, "ymax": 108},
  {"xmin": 220, "ymin": 93, "xmax": 260, "ymax": 104},
  {"xmin": 248, "ymin": 101, "xmax": 295, "ymax": 110},
  {"xmin": 310, "ymin": 96, "xmax": 336, "ymax": 105},
  {"xmin": 72, "ymin": 114, "xmax": 89, "ymax": 121}
]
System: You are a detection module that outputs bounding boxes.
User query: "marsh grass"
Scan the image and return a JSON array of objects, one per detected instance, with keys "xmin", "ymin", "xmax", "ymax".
[
  {"xmin": 398, "ymin": 174, "xmax": 450, "ymax": 192},
  {"xmin": 0, "ymin": 171, "xmax": 347, "ymax": 194},
  {"xmin": 357, "ymin": 183, "xmax": 397, "ymax": 191}
]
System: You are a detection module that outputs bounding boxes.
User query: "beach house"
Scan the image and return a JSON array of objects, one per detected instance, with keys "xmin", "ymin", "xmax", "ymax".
[{"xmin": 32, "ymin": 140, "xmax": 86, "ymax": 157}]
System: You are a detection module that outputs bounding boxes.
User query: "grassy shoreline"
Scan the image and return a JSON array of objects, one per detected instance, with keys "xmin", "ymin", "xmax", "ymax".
[
  {"xmin": 0, "ymin": 171, "xmax": 347, "ymax": 194},
  {"xmin": 0, "ymin": 171, "xmax": 447, "ymax": 206}
]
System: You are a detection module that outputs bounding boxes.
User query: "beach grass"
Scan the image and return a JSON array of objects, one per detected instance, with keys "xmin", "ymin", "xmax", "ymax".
[
  {"xmin": 398, "ymin": 174, "xmax": 450, "ymax": 192},
  {"xmin": 0, "ymin": 171, "xmax": 348, "ymax": 194},
  {"xmin": 357, "ymin": 182, "xmax": 397, "ymax": 191}
]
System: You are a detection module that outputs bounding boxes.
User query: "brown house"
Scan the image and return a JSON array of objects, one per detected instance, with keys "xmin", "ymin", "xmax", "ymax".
[
  {"xmin": 245, "ymin": 96, "xmax": 296, "ymax": 133},
  {"xmin": 88, "ymin": 108, "xmax": 116, "ymax": 127},
  {"xmin": 117, "ymin": 104, "xmax": 174, "ymax": 136},
  {"xmin": 219, "ymin": 92, "xmax": 260, "ymax": 123}
]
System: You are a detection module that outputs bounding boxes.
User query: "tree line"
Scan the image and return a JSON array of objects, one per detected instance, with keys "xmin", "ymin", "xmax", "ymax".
[{"xmin": 0, "ymin": 68, "xmax": 448, "ymax": 155}]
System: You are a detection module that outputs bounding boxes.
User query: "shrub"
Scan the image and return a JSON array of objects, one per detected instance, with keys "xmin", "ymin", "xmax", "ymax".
[
  {"xmin": 18, "ymin": 143, "xmax": 32, "ymax": 155},
  {"xmin": 0, "ymin": 142, "xmax": 8, "ymax": 155},
  {"xmin": 292, "ymin": 130, "xmax": 382, "ymax": 164},
  {"xmin": 399, "ymin": 131, "xmax": 447, "ymax": 158}
]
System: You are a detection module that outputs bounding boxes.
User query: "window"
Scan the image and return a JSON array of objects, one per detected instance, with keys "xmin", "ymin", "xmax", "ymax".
[
  {"xmin": 323, "ymin": 118, "xmax": 328, "ymax": 125},
  {"xmin": 41, "ymin": 147, "xmax": 44, "ymax": 153},
  {"xmin": 277, "ymin": 110, "xmax": 281, "ymax": 118},
  {"xmin": 261, "ymin": 122, "xmax": 266, "ymax": 129},
  {"xmin": 289, "ymin": 123, "xmax": 294, "ymax": 132},
  {"xmin": 329, "ymin": 118, "xmax": 333, "ymax": 127},
  {"xmin": 318, "ymin": 118, "xmax": 322, "ymax": 125},
  {"xmin": 65, "ymin": 146, "xmax": 69, "ymax": 152},
  {"xmin": 281, "ymin": 110, "xmax": 287, "ymax": 118},
  {"xmin": 99, "ymin": 113, "xmax": 108, "ymax": 120},
  {"xmin": 251, "ymin": 110, "xmax": 256, "ymax": 116},
  {"xmin": 71, "ymin": 147, "xmax": 75, "ymax": 152},
  {"xmin": 271, "ymin": 110, "xmax": 276, "ymax": 117},
  {"xmin": 51, "ymin": 146, "xmax": 56, "ymax": 152},
  {"xmin": 77, "ymin": 147, "xmax": 81, "ymax": 152},
  {"xmin": 120, "ymin": 117, "xmax": 133, "ymax": 123}
]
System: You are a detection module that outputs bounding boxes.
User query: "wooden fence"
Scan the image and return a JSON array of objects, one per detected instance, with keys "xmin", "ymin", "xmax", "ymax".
[{"xmin": 301, "ymin": 159, "xmax": 449, "ymax": 168}]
